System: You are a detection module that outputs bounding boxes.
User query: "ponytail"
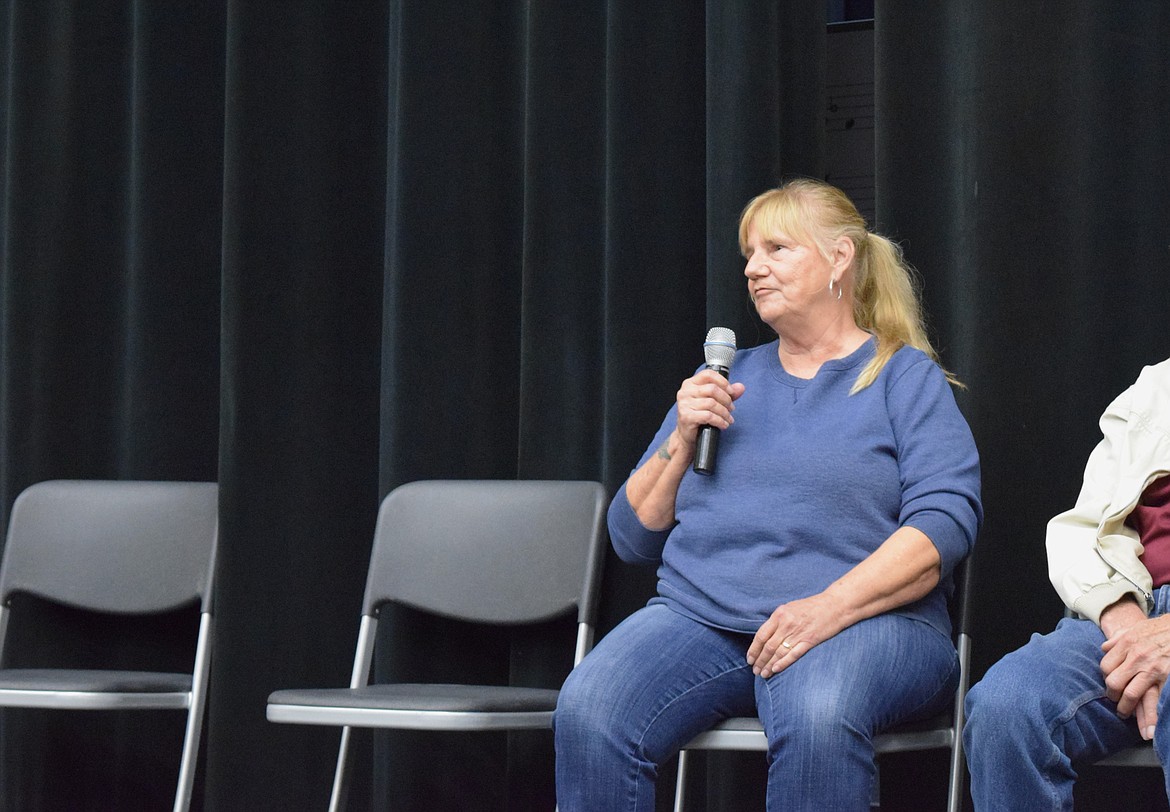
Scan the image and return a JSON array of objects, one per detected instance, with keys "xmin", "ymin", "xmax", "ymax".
[{"xmin": 850, "ymin": 232, "xmax": 961, "ymax": 393}]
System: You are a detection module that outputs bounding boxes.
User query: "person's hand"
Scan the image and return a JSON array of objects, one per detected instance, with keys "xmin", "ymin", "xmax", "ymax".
[
  {"xmin": 746, "ymin": 592, "xmax": 846, "ymax": 679},
  {"xmin": 673, "ymin": 369, "xmax": 745, "ymax": 451},
  {"xmin": 1100, "ymin": 612, "xmax": 1170, "ymax": 736},
  {"xmin": 1135, "ymin": 684, "xmax": 1161, "ymax": 740}
]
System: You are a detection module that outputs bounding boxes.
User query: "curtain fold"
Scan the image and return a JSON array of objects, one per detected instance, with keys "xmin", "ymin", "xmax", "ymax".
[
  {"xmin": 515, "ymin": 4, "xmax": 607, "ymax": 484},
  {"xmin": 210, "ymin": 1, "xmax": 387, "ymax": 808}
]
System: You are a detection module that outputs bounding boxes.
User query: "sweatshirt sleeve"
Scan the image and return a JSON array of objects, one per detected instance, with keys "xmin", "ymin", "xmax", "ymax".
[
  {"xmin": 886, "ymin": 357, "xmax": 983, "ymax": 577},
  {"xmin": 607, "ymin": 485, "xmax": 673, "ymax": 565},
  {"xmin": 606, "ymin": 404, "xmax": 679, "ymax": 566}
]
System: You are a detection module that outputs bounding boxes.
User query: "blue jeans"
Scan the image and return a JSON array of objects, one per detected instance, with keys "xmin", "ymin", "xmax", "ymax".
[
  {"xmin": 964, "ymin": 586, "xmax": 1170, "ymax": 811},
  {"xmin": 553, "ymin": 603, "xmax": 959, "ymax": 811}
]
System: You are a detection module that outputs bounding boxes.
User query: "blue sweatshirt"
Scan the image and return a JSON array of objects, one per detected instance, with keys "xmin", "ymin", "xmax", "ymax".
[{"xmin": 608, "ymin": 338, "xmax": 982, "ymax": 637}]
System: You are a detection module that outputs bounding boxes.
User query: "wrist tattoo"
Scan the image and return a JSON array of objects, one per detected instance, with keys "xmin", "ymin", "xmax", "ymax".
[{"xmin": 656, "ymin": 442, "xmax": 672, "ymax": 461}]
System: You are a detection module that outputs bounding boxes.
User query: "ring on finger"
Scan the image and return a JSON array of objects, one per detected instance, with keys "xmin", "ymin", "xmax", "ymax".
[{"xmin": 780, "ymin": 640, "xmax": 793, "ymax": 650}]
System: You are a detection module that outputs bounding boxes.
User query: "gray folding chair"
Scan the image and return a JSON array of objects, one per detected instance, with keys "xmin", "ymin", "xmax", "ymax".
[
  {"xmin": 673, "ymin": 558, "xmax": 974, "ymax": 812},
  {"xmin": 266, "ymin": 479, "xmax": 608, "ymax": 812},
  {"xmin": 1095, "ymin": 746, "xmax": 1160, "ymax": 767},
  {"xmin": 0, "ymin": 479, "xmax": 218, "ymax": 812}
]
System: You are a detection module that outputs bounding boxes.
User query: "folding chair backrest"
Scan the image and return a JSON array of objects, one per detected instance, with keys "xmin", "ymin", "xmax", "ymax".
[
  {"xmin": 0, "ymin": 480, "xmax": 219, "ymax": 614},
  {"xmin": 363, "ymin": 480, "xmax": 607, "ymax": 625}
]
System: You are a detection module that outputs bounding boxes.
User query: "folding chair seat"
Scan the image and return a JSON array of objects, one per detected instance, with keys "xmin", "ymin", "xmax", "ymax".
[
  {"xmin": 673, "ymin": 558, "xmax": 974, "ymax": 812},
  {"xmin": 0, "ymin": 479, "xmax": 218, "ymax": 812},
  {"xmin": 267, "ymin": 479, "xmax": 608, "ymax": 811},
  {"xmin": 1094, "ymin": 746, "xmax": 1160, "ymax": 768}
]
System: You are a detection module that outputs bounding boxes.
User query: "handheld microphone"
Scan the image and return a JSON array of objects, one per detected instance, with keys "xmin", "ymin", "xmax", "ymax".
[{"xmin": 693, "ymin": 327, "xmax": 737, "ymax": 476}]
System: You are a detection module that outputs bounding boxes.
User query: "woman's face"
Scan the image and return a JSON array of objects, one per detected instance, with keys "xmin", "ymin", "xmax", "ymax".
[{"xmin": 742, "ymin": 222, "xmax": 836, "ymax": 329}]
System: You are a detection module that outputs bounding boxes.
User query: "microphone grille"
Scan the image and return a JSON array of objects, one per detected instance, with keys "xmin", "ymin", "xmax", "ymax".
[{"xmin": 703, "ymin": 327, "xmax": 737, "ymax": 368}]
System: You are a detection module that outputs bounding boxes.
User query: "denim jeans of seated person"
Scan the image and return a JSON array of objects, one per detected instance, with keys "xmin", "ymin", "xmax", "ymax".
[
  {"xmin": 553, "ymin": 602, "xmax": 959, "ymax": 812},
  {"xmin": 964, "ymin": 585, "xmax": 1170, "ymax": 812}
]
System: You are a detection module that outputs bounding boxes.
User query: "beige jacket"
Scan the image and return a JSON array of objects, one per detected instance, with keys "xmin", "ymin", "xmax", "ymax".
[{"xmin": 1047, "ymin": 358, "xmax": 1170, "ymax": 625}]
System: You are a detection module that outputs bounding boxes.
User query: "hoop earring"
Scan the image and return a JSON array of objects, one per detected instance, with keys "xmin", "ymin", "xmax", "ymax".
[{"xmin": 828, "ymin": 278, "xmax": 842, "ymax": 301}]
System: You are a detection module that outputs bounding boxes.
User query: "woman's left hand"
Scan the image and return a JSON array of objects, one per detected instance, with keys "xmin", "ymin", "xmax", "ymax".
[
  {"xmin": 746, "ymin": 527, "xmax": 941, "ymax": 679},
  {"xmin": 747, "ymin": 592, "xmax": 848, "ymax": 678}
]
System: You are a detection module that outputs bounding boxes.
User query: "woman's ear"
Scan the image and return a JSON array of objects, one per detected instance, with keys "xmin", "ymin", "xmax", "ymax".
[{"xmin": 830, "ymin": 235, "xmax": 855, "ymax": 273}]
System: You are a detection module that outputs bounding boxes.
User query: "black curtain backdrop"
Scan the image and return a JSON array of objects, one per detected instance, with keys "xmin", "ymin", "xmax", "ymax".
[
  {"xmin": 877, "ymin": 2, "xmax": 1170, "ymax": 809},
  {"xmin": 1, "ymin": 1, "xmax": 1168, "ymax": 810}
]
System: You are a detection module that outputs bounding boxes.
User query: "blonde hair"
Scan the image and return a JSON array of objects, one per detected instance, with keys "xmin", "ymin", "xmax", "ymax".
[{"xmin": 738, "ymin": 178, "xmax": 960, "ymax": 393}]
